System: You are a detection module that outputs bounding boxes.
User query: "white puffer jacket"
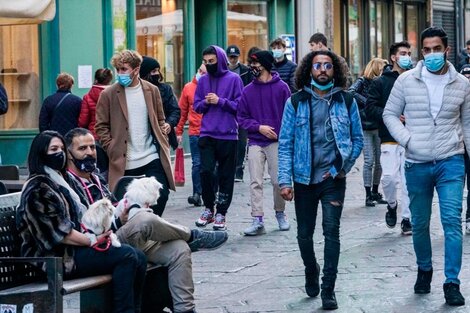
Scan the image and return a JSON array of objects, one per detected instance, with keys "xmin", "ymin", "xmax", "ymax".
[{"xmin": 383, "ymin": 61, "xmax": 470, "ymax": 162}]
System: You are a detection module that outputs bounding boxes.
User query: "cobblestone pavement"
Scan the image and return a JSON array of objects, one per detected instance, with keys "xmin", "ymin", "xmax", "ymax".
[{"xmin": 65, "ymin": 155, "xmax": 470, "ymax": 313}]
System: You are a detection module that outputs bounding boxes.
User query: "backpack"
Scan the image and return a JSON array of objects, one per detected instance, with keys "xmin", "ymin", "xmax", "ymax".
[{"xmin": 290, "ymin": 89, "xmax": 353, "ymax": 114}]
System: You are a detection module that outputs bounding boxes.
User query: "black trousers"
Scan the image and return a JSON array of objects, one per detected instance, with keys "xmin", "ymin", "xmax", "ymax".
[
  {"xmin": 235, "ymin": 128, "xmax": 248, "ymax": 179},
  {"xmin": 72, "ymin": 244, "xmax": 147, "ymax": 313},
  {"xmin": 198, "ymin": 136, "xmax": 237, "ymax": 215},
  {"xmin": 124, "ymin": 158, "xmax": 170, "ymax": 217}
]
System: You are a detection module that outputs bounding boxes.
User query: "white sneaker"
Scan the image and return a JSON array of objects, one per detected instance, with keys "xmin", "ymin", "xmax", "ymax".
[
  {"xmin": 244, "ymin": 218, "xmax": 266, "ymax": 236},
  {"xmin": 276, "ymin": 212, "xmax": 290, "ymax": 231}
]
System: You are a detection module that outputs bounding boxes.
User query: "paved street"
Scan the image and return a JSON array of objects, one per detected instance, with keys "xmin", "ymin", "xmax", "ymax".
[{"xmin": 65, "ymin": 155, "xmax": 470, "ymax": 313}]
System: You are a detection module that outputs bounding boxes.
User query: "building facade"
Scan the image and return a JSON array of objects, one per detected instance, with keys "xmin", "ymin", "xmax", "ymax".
[{"xmin": 0, "ymin": 0, "xmax": 294, "ymax": 165}]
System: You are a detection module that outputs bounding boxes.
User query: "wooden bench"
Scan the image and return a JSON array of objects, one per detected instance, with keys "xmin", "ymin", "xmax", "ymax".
[{"xmin": 0, "ymin": 192, "xmax": 172, "ymax": 313}]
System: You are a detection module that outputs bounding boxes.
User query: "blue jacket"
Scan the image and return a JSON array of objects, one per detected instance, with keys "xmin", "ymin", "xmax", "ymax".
[{"xmin": 278, "ymin": 87, "xmax": 363, "ymax": 188}]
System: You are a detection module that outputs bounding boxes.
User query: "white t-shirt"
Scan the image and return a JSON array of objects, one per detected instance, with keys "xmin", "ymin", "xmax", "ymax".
[
  {"xmin": 124, "ymin": 83, "xmax": 158, "ymax": 170},
  {"xmin": 421, "ymin": 66, "xmax": 450, "ymax": 120}
]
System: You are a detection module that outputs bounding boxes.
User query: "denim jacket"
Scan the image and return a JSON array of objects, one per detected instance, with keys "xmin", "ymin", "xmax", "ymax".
[{"xmin": 278, "ymin": 87, "xmax": 364, "ymax": 188}]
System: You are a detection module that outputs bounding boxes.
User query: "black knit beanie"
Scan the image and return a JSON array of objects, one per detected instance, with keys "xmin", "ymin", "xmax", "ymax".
[
  {"xmin": 140, "ymin": 56, "xmax": 160, "ymax": 78},
  {"xmin": 250, "ymin": 50, "xmax": 274, "ymax": 71}
]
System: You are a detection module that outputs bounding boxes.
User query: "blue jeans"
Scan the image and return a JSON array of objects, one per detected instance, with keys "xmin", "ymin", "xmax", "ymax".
[
  {"xmin": 405, "ymin": 154, "xmax": 465, "ymax": 284},
  {"xmin": 189, "ymin": 135, "xmax": 202, "ymax": 195},
  {"xmin": 294, "ymin": 177, "xmax": 346, "ymax": 290}
]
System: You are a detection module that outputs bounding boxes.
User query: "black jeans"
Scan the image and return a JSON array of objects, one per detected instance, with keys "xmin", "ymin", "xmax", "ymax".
[
  {"xmin": 71, "ymin": 244, "xmax": 147, "ymax": 313},
  {"xmin": 198, "ymin": 136, "xmax": 237, "ymax": 215},
  {"xmin": 294, "ymin": 177, "xmax": 346, "ymax": 290},
  {"xmin": 235, "ymin": 128, "xmax": 248, "ymax": 179},
  {"xmin": 124, "ymin": 158, "xmax": 170, "ymax": 217}
]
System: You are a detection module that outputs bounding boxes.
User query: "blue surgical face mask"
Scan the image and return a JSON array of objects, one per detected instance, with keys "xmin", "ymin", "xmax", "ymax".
[
  {"xmin": 397, "ymin": 55, "xmax": 412, "ymax": 70},
  {"xmin": 272, "ymin": 49, "xmax": 283, "ymax": 59},
  {"xmin": 311, "ymin": 78, "xmax": 334, "ymax": 91},
  {"xmin": 424, "ymin": 52, "xmax": 446, "ymax": 72},
  {"xmin": 195, "ymin": 72, "xmax": 202, "ymax": 81},
  {"xmin": 117, "ymin": 73, "xmax": 132, "ymax": 87}
]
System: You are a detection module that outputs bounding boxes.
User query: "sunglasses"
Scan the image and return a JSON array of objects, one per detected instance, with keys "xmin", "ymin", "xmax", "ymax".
[{"xmin": 312, "ymin": 62, "xmax": 333, "ymax": 71}]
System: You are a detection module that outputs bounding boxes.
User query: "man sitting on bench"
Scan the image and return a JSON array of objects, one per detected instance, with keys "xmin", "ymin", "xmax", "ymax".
[{"xmin": 65, "ymin": 127, "xmax": 228, "ymax": 313}]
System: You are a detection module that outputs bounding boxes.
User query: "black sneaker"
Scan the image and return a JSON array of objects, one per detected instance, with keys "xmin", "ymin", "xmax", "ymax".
[
  {"xmin": 321, "ymin": 288, "xmax": 338, "ymax": 310},
  {"xmin": 401, "ymin": 218, "xmax": 412, "ymax": 235},
  {"xmin": 188, "ymin": 193, "xmax": 203, "ymax": 206},
  {"xmin": 444, "ymin": 282, "xmax": 465, "ymax": 306},
  {"xmin": 414, "ymin": 268, "xmax": 432, "ymax": 294},
  {"xmin": 371, "ymin": 192, "xmax": 388, "ymax": 204},
  {"xmin": 188, "ymin": 229, "xmax": 228, "ymax": 252},
  {"xmin": 305, "ymin": 263, "xmax": 320, "ymax": 297},
  {"xmin": 365, "ymin": 195, "xmax": 375, "ymax": 207},
  {"xmin": 385, "ymin": 203, "xmax": 397, "ymax": 228}
]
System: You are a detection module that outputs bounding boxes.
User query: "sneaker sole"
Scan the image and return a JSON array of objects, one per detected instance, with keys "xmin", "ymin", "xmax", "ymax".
[
  {"xmin": 279, "ymin": 226, "xmax": 290, "ymax": 231},
  {"xmin": 213, "ymin": 225, "xmax": 227, "ymax": 231},
  {"xmin": 195, "ymin": 219, "xmax": 214, "ymax": 227},
  {"xmin": 244, "ymin": 228, "xmax": 266, "ymax": 236}
]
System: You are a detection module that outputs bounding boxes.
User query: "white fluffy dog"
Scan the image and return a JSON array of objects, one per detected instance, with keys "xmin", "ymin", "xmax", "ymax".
[
  {"xmin": 81, "ymin": 198, "xmax": 121, "ymax": 248},
  {"xmin": 115, "ymin": 176, "xmax": 162, "ymax": 219}
]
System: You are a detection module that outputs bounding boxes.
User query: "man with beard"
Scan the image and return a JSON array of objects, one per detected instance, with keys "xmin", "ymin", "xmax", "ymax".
[
  {"xmin": 278, "ymin": 50, "xmax": 363, "ymax": 310},
  {"xmin": 65, "ymin": 127, "xmax": 229, "ymax": 313}
]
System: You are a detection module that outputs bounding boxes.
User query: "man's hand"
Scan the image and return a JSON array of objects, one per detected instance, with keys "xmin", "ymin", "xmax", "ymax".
[
  {"xmin": 400, "ymin": 114, "xmax": 405, "ymax": 123},
  {"xmin": 161, "ymin": 122, "xmax": 171, "ymax": 134},
  {"xmin": 177, "ymin": 135, "xmax": 183, "ymax": 145},
  {"xmin": 259, "ymin": 125, "xmax": 277, "ymax": 140},
  {"xmin": 205, "ymin": 93, "xmax": 219, "ymax": 105},
  {"xmin": 336, "ymin": 170, "xmax": 346, "ymax": 179},
  {"xmin": 280, "ymin": 187, "xmax": 294, "ymax": 201},
  {"xmin": 119, "ymin": 199, "xmax": 130, "ymax": 225}
]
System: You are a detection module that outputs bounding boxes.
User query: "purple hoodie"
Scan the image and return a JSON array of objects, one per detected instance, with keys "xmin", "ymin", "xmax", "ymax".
[
  {"xmin": 194, "ymin": 45, "xmax": 244, "ymax": 140},
  {"xmin": 237, "ymin": 72, "xmax": 291, "ymax": 147}
]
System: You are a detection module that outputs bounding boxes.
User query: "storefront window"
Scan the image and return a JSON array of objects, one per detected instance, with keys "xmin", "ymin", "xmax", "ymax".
[
  {"xmin": 227, "ymin": 1, "xmax": 268, "ymax": 65},
  {"xmin": 348, "ymin": 0, "xmax": 363, "ymax": 76},
  {"xmin": 113, "ymin": 0, "xmax": 128, "ymax": 52},
  {"xmin": 135, "ymin": 0, "xmax": 184, "ymax": 95},
  {"xmin": 0, "ymin": 25, "xmax": 40, "ymax": 130}
]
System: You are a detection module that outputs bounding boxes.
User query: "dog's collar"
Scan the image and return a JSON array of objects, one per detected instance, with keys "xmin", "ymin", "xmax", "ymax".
[{"xmin": 128, "ymin": 204, "xmax": 141, "ymax": 210}]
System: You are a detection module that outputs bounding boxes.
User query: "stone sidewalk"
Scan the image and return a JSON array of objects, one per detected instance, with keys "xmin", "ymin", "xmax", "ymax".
[{"xmin": 65, "ymin": 155, "xmax": 470, "ymax": 313}]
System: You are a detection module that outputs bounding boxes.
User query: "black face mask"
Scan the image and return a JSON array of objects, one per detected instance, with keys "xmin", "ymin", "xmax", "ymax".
[
  {"xmin": 206, "ymin": 63, "xmax": 218, "ymax": 75},
  {"xmin": 70, "ymin": 152, "xmax": 97, "ymax": 173},
  {"xmin": 250, "ymin": 66, "xmax": 262, "ymax": 77},
  {"xmin": 147, "ymin": 74, "xmax": 160, "ymax": 85},
  {"xmin": 44, "ymin": 151, "xmax": 66, "ymax": 171}
]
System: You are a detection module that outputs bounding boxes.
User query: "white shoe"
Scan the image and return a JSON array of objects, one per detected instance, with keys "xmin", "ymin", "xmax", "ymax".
[{"xmin": 244, "ymin": 218, "xmax": 266, "ymax": 236}]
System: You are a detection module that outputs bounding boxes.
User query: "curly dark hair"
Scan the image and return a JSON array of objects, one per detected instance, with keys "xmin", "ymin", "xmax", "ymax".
[{"xmin": 295, "ymin": 50, "xmax": 349, "ymax": 90}]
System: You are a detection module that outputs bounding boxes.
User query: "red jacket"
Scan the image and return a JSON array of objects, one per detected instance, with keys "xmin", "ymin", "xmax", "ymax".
[
  {"xmin": 176, "ymin": 77, "xmax": 202, "ymax": 136},
  {"xmin": 78, "ymin": 85, "xmax": 106, "ymax": 139}
]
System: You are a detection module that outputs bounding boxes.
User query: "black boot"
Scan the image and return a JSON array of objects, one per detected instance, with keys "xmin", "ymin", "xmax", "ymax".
[
  {"xmin": 414, "ymin": 268, "xmax": 433, "ymax": 294},
  {"xmin": 188, "ymin": 193, "xmax": 203, "ymax": 206},
  {"xmin": 321, "ymin": 288, "xmax": 338, "ymax": 310},
  {"xmin": 305, "ymin": 262, "xmax": 320, "ymax": 297}
]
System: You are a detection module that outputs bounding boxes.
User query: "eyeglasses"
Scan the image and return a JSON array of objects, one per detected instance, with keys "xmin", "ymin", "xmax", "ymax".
[{"xmin": 312, "ymin": 62, "xmax": 333, "ymax": 71}]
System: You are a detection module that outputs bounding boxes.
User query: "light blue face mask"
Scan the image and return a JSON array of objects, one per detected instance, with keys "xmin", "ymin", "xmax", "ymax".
[
  {"xmin": 117, "ymin": 73, "xmax": 132, "ymax": 87},
  {"xmin": 272, "ymin": 49, "xmax": 283, "ymax": 59},
  {"xmin": 424, "ymin": 52, "xmax": 446, "ymax": 72},
  {"xmin": 311, "ymin": 77, "xmax": 334, "ymax": 91},
  {"xmin": 397, "ymin": 55, "xmax": 412, "ymax": 70},
  {"xmin": 195, "ymin": 72, "xmax": 203, "ymax": 81}
]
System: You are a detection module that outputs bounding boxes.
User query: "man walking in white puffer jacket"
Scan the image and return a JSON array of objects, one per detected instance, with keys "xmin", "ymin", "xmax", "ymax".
[{"xmin": 383, "ymin": 26, "xmax": 470, "ymax": 307}]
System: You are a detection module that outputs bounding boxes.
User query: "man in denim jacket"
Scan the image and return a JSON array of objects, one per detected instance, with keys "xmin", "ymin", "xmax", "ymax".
[{"xmin": 278, "ymin": 50, "xmax": 363, "ymax": 310}]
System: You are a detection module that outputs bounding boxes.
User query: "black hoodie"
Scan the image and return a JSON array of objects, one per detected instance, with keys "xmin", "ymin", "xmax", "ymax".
[{"xmin": 365, "ymin": 64, "xmax": 400, "ymax": 143}]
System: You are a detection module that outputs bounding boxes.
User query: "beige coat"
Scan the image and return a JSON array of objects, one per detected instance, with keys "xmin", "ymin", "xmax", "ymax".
[{"xmin": 95, "ymin": 79, "xmax": 175, "ymax": 191}]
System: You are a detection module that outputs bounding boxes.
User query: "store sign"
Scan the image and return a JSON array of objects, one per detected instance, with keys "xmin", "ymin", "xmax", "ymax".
[{"xmin": 0, "ymin": 0, "xmax": 55, "ymax": 25}]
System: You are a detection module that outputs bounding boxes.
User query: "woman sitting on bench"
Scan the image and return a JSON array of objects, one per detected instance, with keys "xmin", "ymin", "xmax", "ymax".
[{"xmin": 16, "ymin": 130, "xmax": 147, "ymax": 313}]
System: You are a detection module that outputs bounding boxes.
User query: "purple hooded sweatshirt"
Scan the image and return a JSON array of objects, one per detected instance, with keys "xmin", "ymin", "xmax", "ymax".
[
  {"xmin": 194, "ymin": 45, "xmax": 244, "ymax": 140},
  {"xmin": 237, "ymin": 72, "xmax": 291, "ymax": 147}
]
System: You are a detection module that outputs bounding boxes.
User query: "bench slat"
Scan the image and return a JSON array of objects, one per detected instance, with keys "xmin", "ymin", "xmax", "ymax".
[
  {"xmin": 62, "ymin": 275, "xmax": 112, "ymax": 295},
  {"xmin": 0, "ymin": 282, "xmax": 48, "ymax": 295}
]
